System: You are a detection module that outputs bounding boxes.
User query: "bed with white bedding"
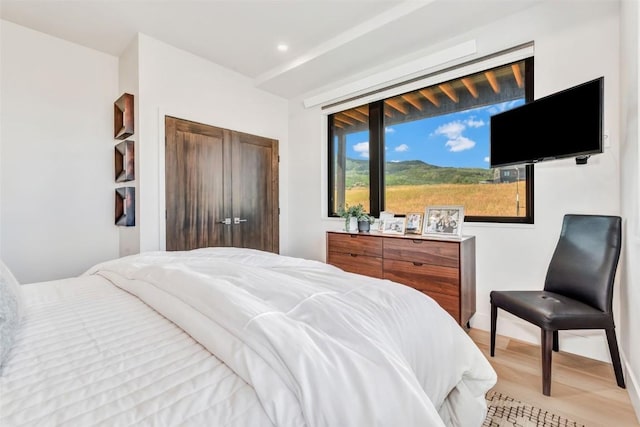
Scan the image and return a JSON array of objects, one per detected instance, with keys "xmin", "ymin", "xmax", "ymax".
[{"xmin": 0, "ymin": 247, "xmax": 497, "ymax": 426}]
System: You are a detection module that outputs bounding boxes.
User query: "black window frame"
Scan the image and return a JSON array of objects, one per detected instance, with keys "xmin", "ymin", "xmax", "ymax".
[{"xmin": 328, "ymin": 57, "xmax": 535, "ymax": 224}]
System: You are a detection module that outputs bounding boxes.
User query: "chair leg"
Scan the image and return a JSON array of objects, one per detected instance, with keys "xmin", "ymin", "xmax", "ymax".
[
  {"xmin": 541, "ymin": 329, "xmax": 553, "ymax": 396},
  {"xmin": 553, "ymin": 330, "xmax": 559, "ymax": 352},
  {"xmin": 490, "ymin": 303, "xmax": 497, "ymax": 357},
  {"xmin": 605, "ymin": 328, "xmax": 626, "ymax": 388}
]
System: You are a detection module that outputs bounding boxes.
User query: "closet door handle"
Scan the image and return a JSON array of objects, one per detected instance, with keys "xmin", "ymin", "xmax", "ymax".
[
  {"xmin": 234, "ymin": 217, "xmax": 248, "ymax": 224},
  {"xmin": 218, "ymin": 218, "xmax": 231, "ymax": 225}
]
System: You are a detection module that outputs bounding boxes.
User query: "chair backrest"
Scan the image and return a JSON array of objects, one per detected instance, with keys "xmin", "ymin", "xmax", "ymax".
[{"xmin": 544, "ymin": 214, "xmax": 622, "ymax": 312}]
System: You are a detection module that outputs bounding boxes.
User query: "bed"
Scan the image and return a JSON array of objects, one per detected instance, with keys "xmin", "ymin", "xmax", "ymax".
[{"xmin": 0, "ymin": 247, "xmax": 497, "ymax": 426}]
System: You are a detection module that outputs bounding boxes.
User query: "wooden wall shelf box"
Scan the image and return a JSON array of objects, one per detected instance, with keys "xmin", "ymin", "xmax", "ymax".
[
  {"xmin": 115, "ymin": 187, "xmax": 135, "ymax": 226},
  {"xmin": 114, "ymin": 93, "xmax": 134, "ymax": 140},
  {"xmin": 115, "ymin": 140, "xmax": 134, "ymax": 182},
  {"xmin": 326, "ymin": 231, "xmax": 475, "ymax": 327}
]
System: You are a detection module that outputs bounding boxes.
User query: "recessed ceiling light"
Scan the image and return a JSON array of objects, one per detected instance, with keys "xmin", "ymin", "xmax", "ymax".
[{"xmin": 277, "ymin": 44, "xmax": 288, "ymax": 52}]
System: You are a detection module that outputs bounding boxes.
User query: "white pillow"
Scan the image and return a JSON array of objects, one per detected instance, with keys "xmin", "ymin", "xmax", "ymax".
[{"xmin": 0, "ymin": 259, "xmax": 23, "ymax": 372}]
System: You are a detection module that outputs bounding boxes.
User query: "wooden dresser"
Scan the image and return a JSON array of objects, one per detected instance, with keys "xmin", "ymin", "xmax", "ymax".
[{"xmin": 326, "ymin": 231, "xmax": 476, "ymax": 327}]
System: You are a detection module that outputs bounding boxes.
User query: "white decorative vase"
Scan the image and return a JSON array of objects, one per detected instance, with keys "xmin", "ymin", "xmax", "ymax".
[{"xmin": 348, "ymin": 217, "xmax": 358, "ymax": 232}]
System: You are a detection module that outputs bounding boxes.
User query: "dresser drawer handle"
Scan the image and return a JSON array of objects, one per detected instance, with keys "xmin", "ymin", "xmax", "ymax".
[
  {"xmin": 350, "ymin": 235, "xmax": 358, "ymax": 238},
  {"xmin": 350, "ymin": 253, "xmax": 358, "ymax": 257},
  {"xmin": 413, "ymin": 262, "xmax": 423, "ymax": 266},
  {"xmin": 412, "ymin": 240, "xmax": 423, "ymax": 244}
]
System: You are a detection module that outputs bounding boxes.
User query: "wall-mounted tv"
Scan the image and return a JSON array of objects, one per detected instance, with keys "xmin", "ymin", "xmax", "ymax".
[{"xmin": 490, "ymin": 76, "xmax": 603, "ymax": 168}]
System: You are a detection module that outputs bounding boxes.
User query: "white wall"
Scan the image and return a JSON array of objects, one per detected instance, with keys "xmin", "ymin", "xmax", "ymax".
[
  {"xmin": 619, "ymin": 0, "xmax": 640, "ymax": 419},
  {"xmin": 0, "ymin": 20, "xmax": 119, "ymax": 283},
  {"xmin": 287, "ymin": 1, "xmax": 622, "ymax": 363},
  {"xmin": 118, "ymin": 36, "xmax": 141, "ymax": 257},
  {"xmin": 135, "ymin": 34, "xmax": 289, "ymax": 254}
]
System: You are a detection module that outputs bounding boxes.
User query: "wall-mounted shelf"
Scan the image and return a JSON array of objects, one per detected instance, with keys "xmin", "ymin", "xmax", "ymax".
[
  {"xmin": 115, "ymin": 186, "xmax": 135, "ymax": 226},
  {"xmin": 114, "ymin": 93, "xmax": 134, "ymax": 140},
  {"xmin": 115, "ymin": 140, "xmax": 134, "ymax": 182}
]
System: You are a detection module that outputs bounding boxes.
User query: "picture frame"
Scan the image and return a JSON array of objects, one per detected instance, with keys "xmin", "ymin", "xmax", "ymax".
[
  {"xmin": 382, "ymin": 217, "xmax": 406, "ymax": 235},
  {"xmin": 378, "ymin": 211, "xmax": 395, "ymax": 231},
  {"xmin": 405, "ymin": 212, "xmax": 423, "ymax": 235},
  {"xmin": 422, "ymin": 205, "xmax": 464, "ymax": 238}
]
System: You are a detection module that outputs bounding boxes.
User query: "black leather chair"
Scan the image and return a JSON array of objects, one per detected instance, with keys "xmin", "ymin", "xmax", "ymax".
[{"xmin": 490, "ymin": 214, "xmax": 625, "ymax": 396}]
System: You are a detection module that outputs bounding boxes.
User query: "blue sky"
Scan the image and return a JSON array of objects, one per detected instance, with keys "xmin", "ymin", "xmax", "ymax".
[{"xmin": 346, "ymin": 99, "xmax": 525, "ymax": 169}]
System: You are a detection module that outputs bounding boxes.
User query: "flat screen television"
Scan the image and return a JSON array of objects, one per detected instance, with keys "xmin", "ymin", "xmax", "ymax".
[{"xmin": 490, "ymin": 77, "xmax": 603, "ymax": 168}]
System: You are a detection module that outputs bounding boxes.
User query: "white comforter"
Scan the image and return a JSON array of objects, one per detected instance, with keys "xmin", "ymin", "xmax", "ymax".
[
  {"xmin": 2, "ymin": 275, "xmax": 270, "ymax": 426},
  {"xmin": 2, "ymin": 248, "xmax": 496, "ymax": 426}
]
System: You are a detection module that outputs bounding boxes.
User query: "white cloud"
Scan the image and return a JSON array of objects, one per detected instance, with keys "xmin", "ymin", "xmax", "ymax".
[
  {"xmin": 486, "ymin": 100, "xmax": 522, "ymax": 116},
  {"xmin": 435, "ymin": 120, "xmax": 476, "ymax": 152},
  {"xmin": 395, "ymin": 144, "xmax": 409, "ymax": 152},
  {"xmin": 484, "ymin": 156, "xmax": 490, "ymax": 163},
  {"xmin": 353, "ymin": 141, "xmax": 369, "ymax": 158},
  {"xmin": 465, "ymin": 117, "xmax": 485, "ymax": 128},
  {"xmin": 385, "ymin": 127, "xmax": 395, "ymax": 133},
  {"xmin": 486, "ymin": 106, "xmax": 503, "ymax": 115},
  {"xmin": 446, "ymin": 136, "xmax": 475, "ymax": 152},
  {"xmin": 435, "ymin": 121, "xmax": 465, "ymax": 139},
  {"xmin": 390, "ymin": 160, "xmax": 400, "ymax": 163}
]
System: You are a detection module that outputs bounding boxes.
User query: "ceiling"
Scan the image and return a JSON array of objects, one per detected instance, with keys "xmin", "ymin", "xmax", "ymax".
[{"xmin": 0, "ymin": 0, "xmax": 544, "ymax": 99}]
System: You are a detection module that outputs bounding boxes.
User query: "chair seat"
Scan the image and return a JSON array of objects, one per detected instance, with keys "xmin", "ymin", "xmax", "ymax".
[{"xmin": 490, "ymin": 290, "xmax": 614, "ymax": 330}]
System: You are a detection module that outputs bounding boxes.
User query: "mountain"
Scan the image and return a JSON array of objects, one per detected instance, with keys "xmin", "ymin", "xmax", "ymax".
[{"xmin": 345, "ymin": 158, "xmax": 493, "ymax": 188}]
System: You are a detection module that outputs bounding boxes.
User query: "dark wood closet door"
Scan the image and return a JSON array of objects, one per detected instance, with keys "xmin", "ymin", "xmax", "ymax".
[
  {"xmin": 165, "ymin": 116, "xmax": 279, "ymax": 253},
  {"xmin": 165, "ymin": 117, "xmax": 232, "ymax": 250},
  {"xmin": 231, "ymin": 131, "xmax": 279, "ymax": 253}
]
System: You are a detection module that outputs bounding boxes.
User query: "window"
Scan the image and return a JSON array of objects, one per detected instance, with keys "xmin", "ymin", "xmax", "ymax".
[
  {"xmin": 329, "ymin": 105, "xmax": 371, "ymax": 213},
  {"xmin": 328, "ymin": 58, "xmax": 534, "ymax": 223}
]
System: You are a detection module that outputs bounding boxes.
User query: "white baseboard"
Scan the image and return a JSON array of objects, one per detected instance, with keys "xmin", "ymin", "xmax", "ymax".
[{"xmin": 622, "ymin": 353, "xmax": 640, "ymax": 424}]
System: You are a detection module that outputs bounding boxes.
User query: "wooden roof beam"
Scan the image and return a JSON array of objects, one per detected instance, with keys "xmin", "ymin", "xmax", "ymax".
[
  {"xmin": 334, "ymin": 115, "xmax": 355, "ymax": 126},
  {"xmin": 401, "ymin": 94, "xmax": 423, "ymax": 111},
  {"xmin": 461, "ymin": 77, "xmax": 478, "ymax": 98},
  {"xmin": 341, "ymin": 110, "xmax": 368, "ymax": 123},
  {"xmin": 355, "ymin": 106, "xmax": 369, "ymax": 116},
  {"xmin": 438, "ymin": 83, "xmax": 458, "ymax": 103},
  {"xmin": 385, "ymin": 98, "xmax": 408, "ymax": 114},
  {"xmin": 485, "ymin": 71, "xmax": 500, "ymax": 93},
  {"xmin": 511, "ymin": 63, "xmax": 523, "ymax": 88},
  {"xmin": 418, "ymin": 88, "xmax": 440, "ymax": 107}
]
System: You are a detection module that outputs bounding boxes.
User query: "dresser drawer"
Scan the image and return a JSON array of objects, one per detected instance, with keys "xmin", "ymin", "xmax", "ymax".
[
  {"xmin": 327, "ymin": 251, "xmax": 383, "ymax": 278},
  {"xmin": 327, "ymin": 232, "xmax": 383, "ymax": 257},
  {"xmin": 383, "ymin": 238, "xmax": 459, "ymax": 268},
  {"xmin": 383, "ymin": 259, "xmax": 459, "ymax": 295}
]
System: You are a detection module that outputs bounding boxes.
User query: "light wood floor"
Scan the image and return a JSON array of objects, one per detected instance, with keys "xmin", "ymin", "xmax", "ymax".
[{"xmin": 469, "ymin": 329, "xmax": 639, "ymax": 427}]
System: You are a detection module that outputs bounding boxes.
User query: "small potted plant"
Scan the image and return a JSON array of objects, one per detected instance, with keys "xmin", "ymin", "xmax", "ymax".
[{"xmin": 337, "ymin": 203, "xmax": 375, "ymax": 232}]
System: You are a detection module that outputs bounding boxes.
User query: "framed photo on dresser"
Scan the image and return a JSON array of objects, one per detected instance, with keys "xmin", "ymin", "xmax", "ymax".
[
  {"xmin": 423, "ymin": 206, "xmax": 464, "ymax": 238},
  {"xmin": 378, "ymin": 211, "xmax": 395, "ymax": 231},
  {"xmin": 405, "ymin": 212, "xmax": 423, "ymax": 235},
  {"xmin": 382, "ymin": 217, "xmax": 406, "ymax": 235}
]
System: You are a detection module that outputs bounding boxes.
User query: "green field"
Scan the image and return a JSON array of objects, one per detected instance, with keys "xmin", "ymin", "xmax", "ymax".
[{"xmin": 345, "ymin": 182, "xmax": 526, "ymax": 217}]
